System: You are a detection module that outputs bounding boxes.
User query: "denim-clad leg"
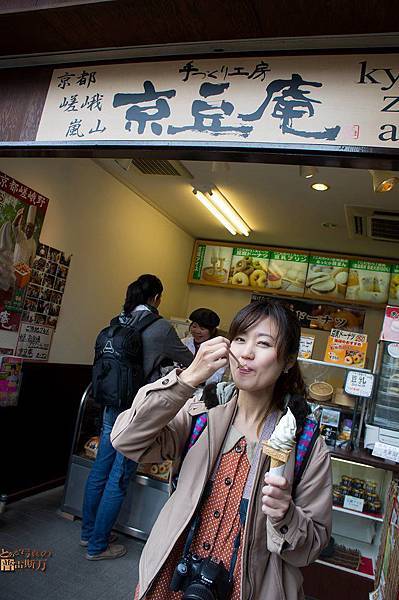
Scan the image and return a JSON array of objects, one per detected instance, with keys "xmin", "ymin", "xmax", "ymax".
[{"xmin": 81, "ymin": 406, "xmax": 137, "ymax": 555}]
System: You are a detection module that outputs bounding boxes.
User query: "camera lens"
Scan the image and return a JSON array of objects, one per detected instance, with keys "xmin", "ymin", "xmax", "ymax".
[{"xmin": 183, "ymin": 583, "xmax": 216, "ymax": 600}]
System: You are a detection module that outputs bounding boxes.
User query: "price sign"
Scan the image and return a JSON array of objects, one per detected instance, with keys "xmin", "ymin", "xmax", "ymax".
[
  {"xmin": 343, "ymin": 494, "xmax": 365, "ymax": 512},
  {"xmin": 372, "ymin": 441, "xmax": 399, "ymax": 463},
  {"xmin": 299, "ymin": 335, "xmax": 315, "ymax": 359},
  {"xmin": 344, "ymin": 371, "xmax": 374, "ymax": 398}
]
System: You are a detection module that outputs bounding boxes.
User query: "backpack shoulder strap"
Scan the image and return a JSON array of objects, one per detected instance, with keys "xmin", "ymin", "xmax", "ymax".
[
  {"xmin": 130, "ymin": 312, "xmax": 160, "ymax": 333},
  {"xmin": 293, "ymin": 417, "xmax": 320, "ymax": 492}
]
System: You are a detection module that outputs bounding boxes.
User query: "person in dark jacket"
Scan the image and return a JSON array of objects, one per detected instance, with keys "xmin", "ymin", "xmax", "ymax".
[{"xmin": 81, "ymin": 274, "xmax": 193, "ymax": 560}]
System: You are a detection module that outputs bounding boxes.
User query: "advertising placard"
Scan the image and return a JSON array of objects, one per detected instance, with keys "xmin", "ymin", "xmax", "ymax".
[
  {"xmin": 0, "ymin": 171, "xmax": 49, "ymax": 333},
  {"xmin": 305, "ymin": 255, "xmax": 349, "ymax": 300},
  {"xmin": 298, "ymin": 335, "xmax": 315, "ymax": 359},
  {"xmin": 324, "ymin": 329, "xmax": 368, "ymax": 368},
  {"xmin": 230, "ymin": 247, "xmax": 269, "ymax": 289},
  {"xmin": 388, "ymin": 265, "xmax": 399, "ymax": 306},
  {"xmin": 16, "ymin": 323, "xmax": 54, "ymax": 361},
  {"xmin": 346, "ymin": 260, "xmax": 391, "ymax": 304},
  {"xmin": 266, "ymin": 251, "xmax": 308, "ymax": 294}
]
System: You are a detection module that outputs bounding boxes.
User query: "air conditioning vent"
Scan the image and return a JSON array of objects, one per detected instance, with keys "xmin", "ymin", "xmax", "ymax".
[
  {"xmin": 116, "ymin": 159, "xmax": 193, "ymax": 177},
  {"xmin": 369, "ymin": 215, "xmax": 399, "ymax": 242},
  {"xmin": 345, "ymin": 205, "xmax": 399, "ymax": 243}
]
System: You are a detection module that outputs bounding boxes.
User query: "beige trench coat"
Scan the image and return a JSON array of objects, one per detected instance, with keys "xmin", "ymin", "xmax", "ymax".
[{"xmin": 111, "ymin": 369, "xmax": 332, "ymax": 600}]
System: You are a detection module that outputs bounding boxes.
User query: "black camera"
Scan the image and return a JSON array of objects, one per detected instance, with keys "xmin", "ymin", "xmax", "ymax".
[{"xmin": 170, "ymin": 553, "xmax": 232, "ymax": 600}]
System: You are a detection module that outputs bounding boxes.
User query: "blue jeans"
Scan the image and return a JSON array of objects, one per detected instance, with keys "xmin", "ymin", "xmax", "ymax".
[{"xmin": 81, "ymin": 406, "xmax": 137, "ymax": 555}]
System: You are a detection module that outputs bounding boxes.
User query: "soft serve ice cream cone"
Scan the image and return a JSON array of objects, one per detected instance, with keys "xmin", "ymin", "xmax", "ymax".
[{"xmin": 262, "ymin": 408, "xmax": 296, "ymax": 476}]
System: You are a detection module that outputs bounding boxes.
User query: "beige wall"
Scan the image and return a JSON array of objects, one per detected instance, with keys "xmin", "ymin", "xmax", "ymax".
[
  {"xmin": 0, "ymin": 156, "xmax": 386, "ymax": 368},
  {"xmin": 0, "ymin": 158, "xmax": 193, "ymax": 364}
]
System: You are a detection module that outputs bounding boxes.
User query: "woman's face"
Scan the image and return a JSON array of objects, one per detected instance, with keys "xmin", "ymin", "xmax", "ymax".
[
  {"xmin": 230, "ymin": 316, "xmax": 285, "ymax": 394},
  {"xmin": 190, "ymin": 322, "xmax": 211, "ymax": 344}
]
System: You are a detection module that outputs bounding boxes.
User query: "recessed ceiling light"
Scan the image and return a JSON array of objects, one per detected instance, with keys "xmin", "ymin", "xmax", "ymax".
[
  {"xmin": 311, "ymin": 182, "xmax": 329, "ymax": 191},
  {"xmin": 300, "ymin": 165, "xmax": 318, "ymax": 179}
]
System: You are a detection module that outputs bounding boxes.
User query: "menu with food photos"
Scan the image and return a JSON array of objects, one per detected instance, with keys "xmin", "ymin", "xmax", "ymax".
[
  {"xmin": 305, "ymin": 255, "xmax": 349, "ymax": 300},
  {"xmin": 346, "ymin": 260, "xmax": 390, "ymax": 304},
  {"xmin": 266, "ymin": 251, "xmax": 308, "ymax": 295}
]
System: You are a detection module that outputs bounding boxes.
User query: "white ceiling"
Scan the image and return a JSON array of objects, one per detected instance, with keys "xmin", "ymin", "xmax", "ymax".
[{"xmin": 95, "ymin": 158, "xmax": 399, "ymax": 260}]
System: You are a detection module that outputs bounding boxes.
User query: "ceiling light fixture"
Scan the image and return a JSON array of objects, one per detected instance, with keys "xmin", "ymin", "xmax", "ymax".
[
  {"xmin": 300, "ymin": 165, "xmax": 318, "ymax": 179},
  {"xmin": 192, "ymin": 189, "xmax": 237, "ymax": 235},
  {"xmin": 369, "ymin": 170, "xmax": 399, "ymax": 193},
  {"xmin": 311, "ymin": 182, "xmax": 330, "ymax": 192},
  {"xmin": 207, "ymin": 188, "xmax": 250, "ymax": 236}
]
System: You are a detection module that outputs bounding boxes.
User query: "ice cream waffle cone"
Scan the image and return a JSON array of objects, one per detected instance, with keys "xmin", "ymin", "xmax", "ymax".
[{"xmin": 262, "ymin": 443, "xmax": 291, "ymax": 475}]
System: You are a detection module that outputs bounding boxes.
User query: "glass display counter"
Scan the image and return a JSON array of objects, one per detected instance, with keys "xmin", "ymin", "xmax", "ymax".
[{"xmin": 61, "ymin": 384, "xmax": 169, "ymax": 541}]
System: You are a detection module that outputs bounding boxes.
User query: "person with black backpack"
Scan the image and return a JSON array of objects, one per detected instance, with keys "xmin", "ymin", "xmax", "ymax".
[{"xmin": 81, "ymin": 274, "xmax": 193, "ymax": 561}]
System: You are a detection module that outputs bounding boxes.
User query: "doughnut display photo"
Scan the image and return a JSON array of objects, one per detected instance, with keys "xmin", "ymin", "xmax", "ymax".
[
  {"xmin": 324, "ymin": 328, "xmax": 368, "ymax": 369},
  {"xmin": 229, "ymin": 249, "xmax": 270, "ymax": 289}
]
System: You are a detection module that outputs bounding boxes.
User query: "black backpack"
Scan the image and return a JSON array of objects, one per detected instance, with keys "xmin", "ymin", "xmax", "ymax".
[{"xmin": 92, "ymin": 312, "xmax": 160, "ymax": 410}]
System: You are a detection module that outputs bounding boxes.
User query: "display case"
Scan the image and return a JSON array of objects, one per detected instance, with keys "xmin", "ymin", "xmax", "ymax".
[
  {"xmin": 61, "ymin": 385, "xmax": 170, "ymax": 540},
  {"xmin": 298, "ymin": 357, "xmax": 371, "ymax": 450},
  {"xmin": 365, "ymin": 341, "xmax": 399, "ymax": 451}
]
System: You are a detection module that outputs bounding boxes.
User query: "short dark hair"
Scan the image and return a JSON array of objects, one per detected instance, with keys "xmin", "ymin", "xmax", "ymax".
[
  {"xmin": 123, "ymin": 274, "xmax": 163, "ymax": 314},
  {"xmin": 228, "ymin": 300, "xmax": 305, "ymax": 406},
  {"xmin": 189, "ymin": 308, "xmax": 220, "ymax": 331}
]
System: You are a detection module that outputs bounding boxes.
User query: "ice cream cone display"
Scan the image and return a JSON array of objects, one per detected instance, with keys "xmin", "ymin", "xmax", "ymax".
[
  {"xmin": 263, "ymin": 407, "xmax": 297, "ymax": 476},
  {"xmin": 305, "ymin": 256, "xmax": 349, "ymax": 299},
  {"xmin": 229, "ymin": 250, "xmax": 270, "ymax": 289},
  {"xmin": 266, "ymin": 252, "xmax": 308, "ymax": 294},
  {"xmin": 345, "ymin": 260, "xmax": 390, "ymax": 304}
]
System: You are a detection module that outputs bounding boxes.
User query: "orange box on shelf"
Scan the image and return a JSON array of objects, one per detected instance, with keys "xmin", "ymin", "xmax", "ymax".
[{"xmin": 14, "ymin": 262, "xmax": 31, "ymax": 288}]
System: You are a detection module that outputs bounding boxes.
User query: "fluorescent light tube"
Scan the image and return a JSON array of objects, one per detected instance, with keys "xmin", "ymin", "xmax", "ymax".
[
  {"xmin": 208, "ymin": 189, "xmax": 250, "ymax": 236},
  {"xmin": 193, "ymin": 189, "xmax": 237, "ymax": 235}
]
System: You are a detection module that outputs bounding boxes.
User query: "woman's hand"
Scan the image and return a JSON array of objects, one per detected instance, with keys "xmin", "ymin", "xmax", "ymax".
[
  {"xmin": 179, "ymin": 336, "xmax": 230, "ymax": 388},
  {"xmin": 261, "ymin": 473, "xmax": 291, "ymax": 521}
]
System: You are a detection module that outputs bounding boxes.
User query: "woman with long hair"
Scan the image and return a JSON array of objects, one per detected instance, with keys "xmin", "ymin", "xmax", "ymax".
[{"xmin": 112, "ymin": 300, "xmax": 332, "ymax": 598}]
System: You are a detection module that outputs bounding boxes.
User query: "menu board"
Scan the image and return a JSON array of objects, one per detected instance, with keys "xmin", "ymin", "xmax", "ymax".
[
  {"xmin": 189, "ymin": 240, "xmax": 396, "ymax": 309},
  {"xmin": 230, "ymin": 247, "xmax": 269, "ymax": 288},
  {"xmin": 346, "ymin": 260, "xmax": 391, "ymax": 304},
  {"xmin": 266, "ymin": 251, "xmax": 308, "ymax": 294},
  {"xmin": 324, "ymin": 329, "xmax": 368, "ymax": 368},
  {"xmin": 191, "ymin": 243, "xmax": 233, "ymax": 285},
  {"xmin": 388, "ymin": 265, "xmax": 399, "ymax": 306},
  {"xmin": 305, "ymin": 255, "xmax": 349, "ymax": 300}
]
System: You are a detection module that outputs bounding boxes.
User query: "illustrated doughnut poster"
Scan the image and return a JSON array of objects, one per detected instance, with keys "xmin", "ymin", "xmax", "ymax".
[{"xmin": 189, "ymin": 240, "xmax": 397, "ymax": 307}]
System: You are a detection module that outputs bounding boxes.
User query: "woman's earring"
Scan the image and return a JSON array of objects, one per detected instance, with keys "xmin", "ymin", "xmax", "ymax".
[{"xmin": 283, "ymin": 367, "xmax": 289, "ymax": 374}]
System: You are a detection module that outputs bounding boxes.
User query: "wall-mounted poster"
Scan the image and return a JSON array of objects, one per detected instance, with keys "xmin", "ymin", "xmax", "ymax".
[
  {"xmin": 0, "ymin": 355, "xmax": 23, "ymax": 407},
  {"xmin": 0, "ymin": 171, "xmax": 49, "ymax": 332},
  {"xmin": 324, "ymin": 329, "xmax": 368, "ymax": 368},
  {"xmin": 191, "ymin": 243, "xmax": 233, "ymax": 284},
  {"xmin": 22, "ymin": 244, "xmax": 71, "ymax": 330},
  {"xmin": 305, "ymin": 255, "xmax": 349, "ymax": 300},
  {"xmin": 346, "ymin": 260, "xmax": 391, "ymax": 304},
  {"xmin": 229, "ymin": 247, "xmax": 269, "ymax": 288},
  {"xmin": 16, "ymin": 323, "xmax": 54, "ymax": 361},
  {"xmin": 266, "ymin": 251, "xmax": 308, "ymax": 294},
  {"xmin": 388, "ymin": 265, "xmax": 399, "ymax": 306}
]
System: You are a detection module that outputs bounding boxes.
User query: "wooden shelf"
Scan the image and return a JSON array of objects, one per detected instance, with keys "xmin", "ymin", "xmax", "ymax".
[
  {"xmin": 331, "ymin": 447, "xmax": 399, "ymax": 473},
  {"xmin": 332, "ymin": 504, "xmax": 384, "ymax": 522},
  {"xmin": 315, "ymin": 558, "xmax": 374, "ymax": 580},
  {"xmin": 298, "ymin": 357, "xmax": 371, "ymax": 373},
  {"xmin": 188, "ymin": 279, "xmax": 388, "ymax": 310}
]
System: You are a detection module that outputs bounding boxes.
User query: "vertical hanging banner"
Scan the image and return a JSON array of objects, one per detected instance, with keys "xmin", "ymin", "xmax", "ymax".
[{"xmin": 0, "ymin": 172, "xmax": 49, "ymax": 334}]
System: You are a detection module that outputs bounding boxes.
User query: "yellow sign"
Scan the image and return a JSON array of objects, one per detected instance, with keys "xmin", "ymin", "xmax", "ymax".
[{"xmin": 324, "ymin": 329, "xmax": 368, "ymax": 368}]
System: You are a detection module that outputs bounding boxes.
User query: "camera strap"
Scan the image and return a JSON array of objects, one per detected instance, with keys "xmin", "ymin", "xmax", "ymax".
[{"xmin": 181, "ymin": 410, "xmax": 279, "ymax": 582}]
